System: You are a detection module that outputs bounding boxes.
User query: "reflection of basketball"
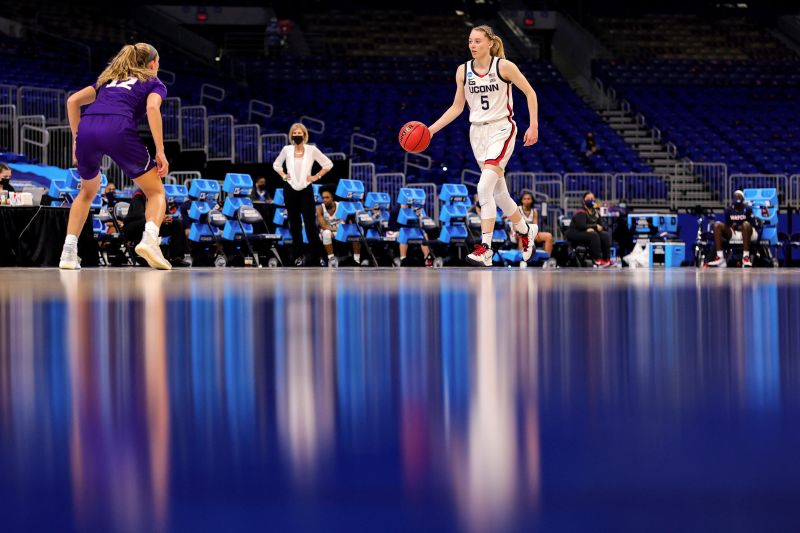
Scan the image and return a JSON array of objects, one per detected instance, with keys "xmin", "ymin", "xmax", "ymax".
[{"xmin": 398, "ymin": 121, "xmax": 431, "ymax": 153}]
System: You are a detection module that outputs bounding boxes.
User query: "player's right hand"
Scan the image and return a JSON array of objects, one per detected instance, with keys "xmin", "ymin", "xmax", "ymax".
[{"xmin": 155, "ymin": 151, "xmax": 169, "ymax": 178}]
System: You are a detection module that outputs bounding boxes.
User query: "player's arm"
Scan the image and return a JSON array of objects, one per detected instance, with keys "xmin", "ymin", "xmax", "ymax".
[
  {"xmin": 272, "ymin": 148, "xmax": 289, "ymax": 180},
  {"xmin": 66, "ymin": 86, "xmax": 96, "ymax": 137},
  {"xmin": 499, "ymin": 60, "xmax": 539, "ymax": 147},
  {"xmin": 428, "ymin": 65, "xmax": 467, "ymax": 136},
  {"xmin": 316, "ymin": 205, "xmax": 332, "ymax": 231},
  {"xmin": 146, "ymin": 93, "xmax": 168, "ymax": 177},
  {"xmin": 66, "ymin": 86, "xmax": 96, "ymax": 163}
]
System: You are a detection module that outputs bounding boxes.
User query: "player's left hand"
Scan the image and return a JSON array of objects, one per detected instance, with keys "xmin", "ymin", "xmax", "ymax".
[
  {"xmin": 523, "ymin": 125, "xmax": 539, "ymax": 147},
  {"xmin": 155, "ymin": 151, "xmax": 169, "ymax": 178}
]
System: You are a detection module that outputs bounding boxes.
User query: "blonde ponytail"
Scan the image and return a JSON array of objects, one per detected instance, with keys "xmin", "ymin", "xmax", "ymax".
[
  {"xmin": 473, "ymin": 25, "xmax": 506, "ymax": 59},
  {"xmin": 96, "ymin": 43, "xmax": 158, "ymax": 88}
]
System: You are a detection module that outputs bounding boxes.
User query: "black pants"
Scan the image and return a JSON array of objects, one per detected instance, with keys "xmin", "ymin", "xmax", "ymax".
[
  {"xmin": 284, "ymin": 185, "xmax": 325, "ymax": 262},
  {"xmin": 566, "ymin": 229, "xmax": 611, "ymax": 261}
]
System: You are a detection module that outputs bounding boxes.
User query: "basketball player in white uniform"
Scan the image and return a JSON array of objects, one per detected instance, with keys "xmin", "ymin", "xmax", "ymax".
[
  {"xmin": 428, "ymin": 25, "xmax": 540, "ymax": 266},
  {"xmin": 316, "ymin": 186, "xmax": 361, "ymax": 264}
]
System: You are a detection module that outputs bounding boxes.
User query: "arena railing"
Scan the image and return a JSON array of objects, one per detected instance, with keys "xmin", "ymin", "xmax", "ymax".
[
  {"xmin": 349, "ymin": 133, "xmax": 377, "ymax": 157},
  {"xmin": 375, "ymin": 173, "xmax": 406, "ymax": 203},
  {"xmin": 199, "ymin": 83, "xmax": 226, "ymax": 109},
  {"xmin": 300, "ymin": 115, "xmax": 325, "ymax": 135},
  {"xmin": 45, "ymin": 125, "xmax": 72, "ymax": 170},
  {"xmin": 0, "ymin": 105, "xmax": 17, "ymax": 153},
  {"xmin": 563, "ymin": 172, "xmax": 616, "ymax": 203},
  {"xmin": 17, "ymin": 86, "xmax": 66, "ymax": 125},
  {"xmin": 790, "ymin": 175, "xmax": 800, "ymax": 209},
  {"xmin": 180, "ymin": 105, "xmax": 208, "ymax": 154},
  {"xmin": 248, "ymin": 100, "xmax": 274, "ymax": 128},
  {"xmin": 234, "ymin": 124, "xmax": 262, "ymax": 164},
  {"xmin": 207, "ymin": 114, "xmax": 235, "ymax": 162},
  {"xmin": 15, "ymin": 115, "xmax": 46, "ymax": 153},
  {"xmin": 20, "ymin": 125, "xmax": 49, "ymax": 165},
  {"xmin": 614, "ymin": 173, "xmax": 670, "ymax": 205},
  {"xmin": 404, "ymin": 152, "xmax": 431, "ymax": 180},
  {"xmin": 261, "ymin": 133, "xmax": 288, "ymax": 163},
  {"xmin": 729, "ymin": 174, "xmax": 789, "ymax": 205},
  {"xmin": 350, "ymin": 162, "xmax": 375, "ymax": 191}
]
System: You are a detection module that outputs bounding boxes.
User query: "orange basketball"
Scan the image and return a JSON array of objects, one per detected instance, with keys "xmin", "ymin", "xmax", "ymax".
[{"xmin": 398, "ymin": 121, "xmax": 431, "ymax": 153}]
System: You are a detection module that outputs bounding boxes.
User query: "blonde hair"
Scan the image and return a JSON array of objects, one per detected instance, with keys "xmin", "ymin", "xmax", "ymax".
[
  {"xmin": 472, "ymin": 25, "xmax": 505, "ymax": 59},
  {"xmin": 289, "ymin": 123, "xmax": 309, "ymax": 144},
  {"xmin": 96, "ymin": 43, "xmax": 158, "ymax": 87}
]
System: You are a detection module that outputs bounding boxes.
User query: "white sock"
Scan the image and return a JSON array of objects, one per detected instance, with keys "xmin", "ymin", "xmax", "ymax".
[
  {"xmin": 514, "ymin": 218, "xmax": 529, "ymax": 234},
  {"xmin": 717, "ymin": 250, "xmax": 724, "ymax": 259},
  {"xmin": 64, "ymin": 234, "xmax": 78, "ymax": 249},
  {"xmin": 354, "ymin": 254, "xmax": 360, "ymax": 262},
  {"xmin": 328, "ymin": 254, "xmax": 334, "ymax": 260},
  {"xmin": 481, "ymin": 232, "xmax": 492, "ymax": 246},
  {"xmin": 145, "ymin": 221, "xmax": 159, "ymax": 242},
  {"xmin": 743, "ymin": 251, "xmax": 750, "ymax": 258}
]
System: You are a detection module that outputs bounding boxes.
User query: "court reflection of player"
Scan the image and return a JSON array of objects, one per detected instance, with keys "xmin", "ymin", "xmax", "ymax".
[
  {"xmin": 275, "ymin": 274, "xmax": 335, "ymax": 485},
  {"xmin": 62, "ymin": 272, "xmax": 170, "ymax": 532},
  {"xmin": 446, "ymin": 271, "xmax": 541, "ymax": 532}
]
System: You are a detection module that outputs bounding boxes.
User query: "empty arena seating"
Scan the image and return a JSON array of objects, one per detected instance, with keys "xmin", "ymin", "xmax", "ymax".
[{"xmin": 591, "ymin": 15, "xmax": 800, "ymax": 179}]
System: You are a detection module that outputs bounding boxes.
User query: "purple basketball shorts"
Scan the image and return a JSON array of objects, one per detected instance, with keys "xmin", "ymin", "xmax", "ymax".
[{"xmin": 75, "ymin": 115, "xmax": 156, "ymax": 180}]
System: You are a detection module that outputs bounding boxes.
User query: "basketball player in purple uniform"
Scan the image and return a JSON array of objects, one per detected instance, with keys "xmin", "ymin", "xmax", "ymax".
[{"xmin": 59, "ymin": 43, "xmax": 172, "ymax": 270}]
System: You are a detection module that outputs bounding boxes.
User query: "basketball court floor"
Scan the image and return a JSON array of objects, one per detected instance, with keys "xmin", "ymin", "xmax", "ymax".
[{"xmin": 1, "ymin": 268, "xmax": 799, "ymax": 532}]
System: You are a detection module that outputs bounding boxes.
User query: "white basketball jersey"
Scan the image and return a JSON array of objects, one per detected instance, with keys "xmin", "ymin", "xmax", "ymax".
[
  {"xmin": 323, "ymin": 201, "xmax": 339, "ymax": 225},
  {"xmin": 464, "ymin": 57, "xmax": 513, "ymax": 124}
]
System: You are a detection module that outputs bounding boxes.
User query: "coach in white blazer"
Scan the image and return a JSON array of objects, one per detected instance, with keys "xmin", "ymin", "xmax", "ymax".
[{"xmin": 273, "ymin": 123, "xmax": 333, "ymax": 266}]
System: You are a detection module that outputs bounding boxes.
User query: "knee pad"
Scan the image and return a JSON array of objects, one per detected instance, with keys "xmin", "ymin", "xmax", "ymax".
[
  {"xmin": 477, "ymin": 168, "xmax": 500, "ymax": 220},
  {"xmin": 494, "ymin": 189, "xmax": 517, "ymax": 215},
  {"xmin": 321, "ymin": 229, "xmax": 333, "ymax": 245}
]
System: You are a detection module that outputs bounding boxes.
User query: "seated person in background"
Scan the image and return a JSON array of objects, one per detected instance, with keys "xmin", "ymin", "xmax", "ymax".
[
  {"xmin": 508, "ymin": 192, "xmax": 554, "ymax": 255},
  {"xmin": 316, "ymin": 185, "xmax": 361, "ymax": 265},
  {"xmin": 387, "ymin": 202, "xmax": 432, "ymax": 267},
  {"xmin": 0, "ymin": 163, "xmax": 15, "ymax": 193},
  {"xmin": 705, "ymin": 189, "xmax": 756, "ymax": 268},
  {"xmin": 581, "ymin": 131, "xmax": 601, "ymax": 158},
  {"xmin": 124, "ymin": 188, "xmax": 190, "ymax": 267},
  {"xmin": 102, "ymin": 182, "xmax": 117, "ymax": 207},
  {"xmin": 250, "ymin": 176, "xmax": 272, "ymax": 203},
  {"xmin": 566, "ymin": 191, "xmax": 613, "ymax": 267}
]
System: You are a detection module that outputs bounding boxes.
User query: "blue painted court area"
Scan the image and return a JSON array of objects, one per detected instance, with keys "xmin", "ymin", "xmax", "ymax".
[{"xmin": 1, "ymin": 268, "xmax": 800, "ymax": 532}]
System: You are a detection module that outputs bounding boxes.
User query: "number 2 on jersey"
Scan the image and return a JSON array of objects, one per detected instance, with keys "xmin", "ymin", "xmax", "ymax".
[{"xmin": 107, "ymin": 77, "xmax": 138, "ymax": 91}]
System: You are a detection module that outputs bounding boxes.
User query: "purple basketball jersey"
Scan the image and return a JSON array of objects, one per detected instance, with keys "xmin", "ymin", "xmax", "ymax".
[{"xmin": 84, "ymin": 77, "xmax": 167, "ymax": 121}]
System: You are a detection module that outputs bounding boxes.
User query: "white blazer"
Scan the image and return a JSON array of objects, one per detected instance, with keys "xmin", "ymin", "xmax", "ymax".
[{"xmin": 272, "ymin": 144, "xmax": 334, "ymax": 192}]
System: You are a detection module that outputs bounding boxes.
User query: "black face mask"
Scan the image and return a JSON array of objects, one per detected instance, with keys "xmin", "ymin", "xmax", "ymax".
[
  {"xmin": 585, "ymin": 199, "xmax": 594, "ymax": 208},
  {"xmin": 292, "ymin": 136, "xmax": 304, "ymax": 145}
]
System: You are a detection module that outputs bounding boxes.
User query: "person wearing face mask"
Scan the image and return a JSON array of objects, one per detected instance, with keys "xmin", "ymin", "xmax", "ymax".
[
  {"xmin": 0, "ymin": 163, "xmax": 15, "ymax": 193},
  {"xmin": 103, "ymin": 182, "xmax": 117, "ymax": 207},
  {"xmin": 272, "ymin": 123, "xmax": 333, "ymax": 266},
  {"xmin": 249, "ymin": 176, "xmax": 272, "ymax": 203},
  {"xmin": 705, "ymin": 190, "xmax": 756, "ymax": 268},
  {"xmin": 566, "ymin": 191, "xmax": 613, "ymax": 267}
]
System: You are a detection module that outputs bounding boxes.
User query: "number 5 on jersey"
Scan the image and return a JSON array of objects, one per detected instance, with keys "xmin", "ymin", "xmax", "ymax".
[{"xmin": 481, "ymin": 95, "xmax": 489, "ymax": 110}]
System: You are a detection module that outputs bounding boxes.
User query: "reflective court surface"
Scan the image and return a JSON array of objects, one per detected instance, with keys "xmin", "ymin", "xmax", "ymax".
[{"xmin": 1, "ymin": 268, "xmax": 800, "ymax": 532}]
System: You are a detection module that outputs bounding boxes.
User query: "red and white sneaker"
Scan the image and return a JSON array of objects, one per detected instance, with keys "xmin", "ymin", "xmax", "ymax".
[
  {"xmin": 705, "ymin": 256, "xmax": 727, "ymax": 268},
  {"xmin": 517, "ymin": 223, "xmax": 538, "ymax": 262},
  {"xmin": 742, "ymin": 256, "xmax": 752, "ymax": 268},
  {"xmin": 466, "ymin": 243, "xmax": 494, "ymax": 267},
  {"xmin": 593, "ymin": 259, "xmax": 611, "ymax": 269}
]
